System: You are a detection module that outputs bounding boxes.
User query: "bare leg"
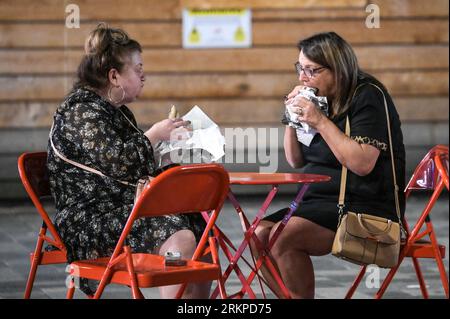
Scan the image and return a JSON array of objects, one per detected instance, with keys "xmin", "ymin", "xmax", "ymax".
[
  {"xmin": 156, "ymin": 229, "xmax": 212, "ymax": 299},
  {"xmin": 250, "ymin": 220, "xmax": 286, "ymax": 298},
  {"xmin": 269, "ymin": 217, "xmax": 335, "ymax": 299}
]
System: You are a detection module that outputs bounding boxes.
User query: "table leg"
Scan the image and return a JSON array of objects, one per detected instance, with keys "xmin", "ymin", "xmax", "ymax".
[
  {"xmin": 210, "ymin": 187, "xmax": 280, "ymax": 299},
  {"xmin": 243, "ymin": 183, "xmax": 311, "ymax": 298},
  {"xmin": 202, "ymin": 210, "xmax": 258, "ymax": 299}
]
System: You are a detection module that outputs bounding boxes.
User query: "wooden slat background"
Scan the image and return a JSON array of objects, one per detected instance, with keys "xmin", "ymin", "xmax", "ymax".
[
  {"xmin": 0, "ymin": 0, "xmax": 448, "ymax": 127},
  {"xmin": 0, "ymin": 0, "xmax": 448, "ymax": 198}
]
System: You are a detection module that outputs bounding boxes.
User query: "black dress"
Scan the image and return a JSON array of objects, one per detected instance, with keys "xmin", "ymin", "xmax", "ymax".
[
  {"xmin": 47, "ymin": 87, "xmax": 206, "ymax": 266},
  {"xmin": 264, "ymin": 79, "xmax": 406, "ymax": 231}
]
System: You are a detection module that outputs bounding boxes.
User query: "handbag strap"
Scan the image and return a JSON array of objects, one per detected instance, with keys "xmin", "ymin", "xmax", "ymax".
[
  {"xmin": 338, "ymin": 83, "xmax": 403, "ymax": 230},
  {"xmin": 49, "ymin": 121, "xmax": 137, "ymax": 188},
  {"xmin": 337, "ymin": 117, "xmax": 351, "ymax": 210}
]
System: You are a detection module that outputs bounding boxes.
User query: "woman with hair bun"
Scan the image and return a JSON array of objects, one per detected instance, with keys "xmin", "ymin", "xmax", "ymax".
[{"xmin": 47, "ymin": 23, "xmax": 208, "ymax": 298}]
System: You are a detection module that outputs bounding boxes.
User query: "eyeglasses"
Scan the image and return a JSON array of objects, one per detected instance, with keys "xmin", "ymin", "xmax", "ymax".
[{"xmin": 294, "ymin": 62, "xmax": 327, "ymax": 78}]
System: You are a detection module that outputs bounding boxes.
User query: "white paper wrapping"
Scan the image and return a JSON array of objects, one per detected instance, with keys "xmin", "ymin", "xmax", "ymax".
[
  {"xmin": 154, "ymin": 106, "xmax": 226, "ymax": 166},
  {"xmin": 285, "ymin": 89, "xmax": 328, "ymax": 147}
]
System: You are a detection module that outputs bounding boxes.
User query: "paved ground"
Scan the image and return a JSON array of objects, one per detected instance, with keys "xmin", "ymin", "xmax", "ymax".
[{"xmin": 0, "ymin": 193, "xmax": 448, "ymax": 299}]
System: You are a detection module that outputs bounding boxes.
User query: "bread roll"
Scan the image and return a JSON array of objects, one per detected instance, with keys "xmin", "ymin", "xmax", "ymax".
[{"xmin": 168, "ymin": 105, "xmax": 179, "ymax": 119}]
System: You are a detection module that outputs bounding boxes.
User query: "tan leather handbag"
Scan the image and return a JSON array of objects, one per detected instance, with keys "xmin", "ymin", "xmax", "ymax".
[{"xmin": 331, "ymin": 83, "xmax": 404, "ymax": 268}]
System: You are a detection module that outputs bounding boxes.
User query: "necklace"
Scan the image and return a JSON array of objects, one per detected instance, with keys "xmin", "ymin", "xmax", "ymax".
[
  {"xmin": 118, "ymin": 108, "xmax": 140, "ymax": 133},
  {"xmin": 83, "ymin": 85, "xmax": 140, "ymax": 133}
]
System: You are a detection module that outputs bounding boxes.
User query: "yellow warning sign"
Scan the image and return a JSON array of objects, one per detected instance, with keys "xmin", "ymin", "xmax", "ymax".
[{"xmin": 182, "ymin": 8, "xmax": 252, "ymax": 49}]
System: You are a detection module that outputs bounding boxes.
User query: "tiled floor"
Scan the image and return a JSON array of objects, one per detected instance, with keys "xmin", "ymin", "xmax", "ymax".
[{"xmin": 0, "ymin": 194, "xmax": 448, "ymax": 299}]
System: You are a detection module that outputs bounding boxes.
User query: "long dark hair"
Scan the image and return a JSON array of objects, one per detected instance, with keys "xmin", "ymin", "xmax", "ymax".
[
  {"xmin": 74, "ymin": 23, "xmax": 142, "ymax": 90},
  {"xmin": 297, "ymin": 32, "xmax": 385, "ymax": 118}
]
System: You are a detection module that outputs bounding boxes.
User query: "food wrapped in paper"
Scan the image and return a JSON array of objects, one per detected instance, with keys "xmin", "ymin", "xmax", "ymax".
[
  {"xmin": 284, "ymin": 87, "xmax": 328, "ymax": 132},
  {"xmin": 154, "ymin": 105, "xmax": 225, "ymax": 167},
  {"xmin": 283, "ymin": 87, "xmax": 329, "ymax": 147}
]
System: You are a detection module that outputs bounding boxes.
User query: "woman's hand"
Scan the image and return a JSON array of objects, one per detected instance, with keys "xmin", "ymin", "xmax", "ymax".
[
  {"xmin": 144, "ymin": 118, "xmax": 191, "ymax": 146},
  {"xmin": 289, "ymin": 97, "xmax": 327, "ymax": 130},
  {"xmin": 285, "ymin": 85, "xmax": 327, "ymax": 129},
  {"xmin": 286, "ymin": 85, "xmax": 306, "ymax": 100}
]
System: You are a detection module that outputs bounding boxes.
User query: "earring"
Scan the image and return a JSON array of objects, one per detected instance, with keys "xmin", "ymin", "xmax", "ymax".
[{"xmin": 108, "ymin": 85, "xmax": 125, "ymax": 105}]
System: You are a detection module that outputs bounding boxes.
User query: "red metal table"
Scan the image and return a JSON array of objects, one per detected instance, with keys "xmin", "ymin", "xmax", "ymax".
[{"xmin": 206, "ymin": 172, "xmax": 331, "ymax": 299}]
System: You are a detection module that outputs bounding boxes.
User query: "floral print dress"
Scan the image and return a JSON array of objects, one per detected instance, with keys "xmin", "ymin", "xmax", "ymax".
[{"xmin": 47, "ymin": 88, "xmax": 205, "ymax": 286}]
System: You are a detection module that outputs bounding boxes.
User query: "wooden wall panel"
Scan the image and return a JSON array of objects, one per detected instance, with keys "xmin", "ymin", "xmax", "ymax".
[
  {"xmin": 1, "ymin": 20, "xmax": 448, "ymax": 49},
  {"xmin": 0, "ymin": 96, "xmax": 447, "ymax": 128},
  {"xmin": 0, "ymin": 45, "xmax": 447, "ymax": 74},
  {"xmin": 0, "ymin": 0, "xmax": 368, "ymax": 22},
  {"xmin": 0, "ymin": 0, "xmax": 448, "ymax": 22},
  {"xmin": 180, "ymin": 0, "xmax": 366, "ymax": 9},
  {"xmin": 0, "ymin": 71, "xmax": 447, "ymax": 102},
  {"xmin": 0, "ymin": 0, "xmax": 182, "ymax": 21},
  {"xmin": 0, "ymin": 0, "xmax": 448, "ymax": 199},
  {"xmin": 0, "ymin": 0, "xmax": 448, "ymax": 126},
  {"xmin": 253, "ymin": 20, "xmax": 449, "ymax": 46}
]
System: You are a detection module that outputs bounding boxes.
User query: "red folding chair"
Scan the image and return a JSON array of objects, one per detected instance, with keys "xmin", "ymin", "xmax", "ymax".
[
  {"xmin": 18, "ymin": 152, "xmax": 67, "ymax": 299},
  {"xmin": 346, "ymin": 145, "xmax": 449, "ymax": 299},
  {"xmin": 66, "ymin": 164, "xmax": 229, "ymax": 299}
]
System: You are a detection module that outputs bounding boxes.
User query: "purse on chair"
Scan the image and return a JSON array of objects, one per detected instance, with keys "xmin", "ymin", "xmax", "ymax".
[{"xmin": 331, "ymin": 83, "xmax": 404, "ymax": 269}]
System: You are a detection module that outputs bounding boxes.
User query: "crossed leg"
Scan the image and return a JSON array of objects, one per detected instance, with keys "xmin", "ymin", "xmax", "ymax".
[{"xmin": 250, "ymin": 220, "xmax": 285, "ymax": 298}]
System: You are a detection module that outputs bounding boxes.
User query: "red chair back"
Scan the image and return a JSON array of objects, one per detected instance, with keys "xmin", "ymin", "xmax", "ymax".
[
  {"xmin": 113, "ymin": 164, "xmax": 230, "ymax": 261},
  {"xmin": 18, "ymin": 152, "xmax": 64, "ymax": 248},
  {"xmin": 66, "ymin": 163, "xmax": 230, "ymax": 299},
  {"xmin": 405, "ymin": 145, "xmax": 449, "ymax": 193},
  {"xmin": 133, "ymin": 164, "xmax": 230, "ymax": 218},
  {"xmin": 18, "ymin": 152, "xmax": 51, "ymax": 197},
  {"xmin": 18, "ymin": 152, "xmax": 67, "ymax": 298}
]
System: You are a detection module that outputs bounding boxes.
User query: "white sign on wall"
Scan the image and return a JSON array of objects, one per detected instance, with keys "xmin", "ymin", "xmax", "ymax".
[{"xmin": 182, "ymin": 8, "xmax": 252, "ymax": 49}]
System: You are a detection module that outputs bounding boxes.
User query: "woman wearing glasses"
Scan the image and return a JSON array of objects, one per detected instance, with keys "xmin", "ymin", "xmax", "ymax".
[{"xmin": 253, "ymin": 32, "xmax": 406, "ymax": 298}]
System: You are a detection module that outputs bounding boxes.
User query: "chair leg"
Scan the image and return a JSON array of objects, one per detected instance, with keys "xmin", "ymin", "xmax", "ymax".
[
  {"xmin": 375, "ymin": 251, "xmax": 408, "ymax": 299},
  {"xmin": 123, "ymin": 246, "xmax": 144, "ymax": 299},
  {"xmin": 436, "ymin": 258, "xmax": 449, "ymax": 298},
  {"xmin": 411, "ymin": 257, "xmax": 429, "ymax": 299},
  {"xmin": 345, "ymin": 265, "xmax": 366, "ymax": 299},
  {"xmin": 66, "ymin": 277, "xmax": 75, "ymax": 299},
  {"xmin": 93, "ymin": 271, "xmax": 111, "ymax": 299},
  {"xmin": 208, "ymin": 236, "xmax": 227, "ymax": 299},
  {"xmin": 427, "ymin": 223, "xmax": 449, "ymax": 298},
  {"xmin": 175, "ymin": 283, "xmax": 187, "ymax": 299},
  {"xmin": 24, "ymin": 253, "xmax": 40, "ymax": 299},
  {"xmin": 131, "ymin": 287, "xmax": 144, "ymax": 299},
  {"xmin": 24, "ymin": 230, "xmax": 46, "ymax": 299}
]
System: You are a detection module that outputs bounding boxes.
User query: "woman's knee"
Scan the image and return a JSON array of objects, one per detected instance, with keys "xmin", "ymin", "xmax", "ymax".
[
  {"xmin": 269, "ymin": 218, "xmax": 335, "ymax": 257},
  {"xmin": 269, "ymin": 225, "xmax": 301, "ymax": 259},
  {"xmin": 269, "ymin": 218, "xmax": 312, "ymax": 258},
  {"xmin": 159, "ymin": 229, "xmax": 197, "ymax": 257},
  {"xmin": 252, "ymin": 220, "xmax": 274, "ymax": 250},
  {"xmin": 255, "ymin": 220, "xmax": 273, "ymax": 239}
]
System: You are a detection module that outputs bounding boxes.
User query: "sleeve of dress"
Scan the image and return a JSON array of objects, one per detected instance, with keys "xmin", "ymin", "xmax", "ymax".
[
  {"xmin": 59, "ymin": 101, "xmax": 156, "ymax": 180},
  {"xmin": 348, "ymin": 84, "xmax": 389, "ymax": 153}
]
